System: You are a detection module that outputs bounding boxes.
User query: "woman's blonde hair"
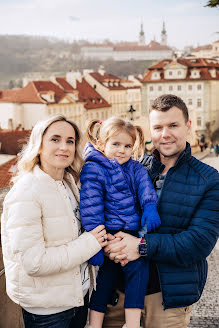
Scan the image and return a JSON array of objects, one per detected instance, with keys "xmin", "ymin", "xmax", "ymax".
[
  {"xmin": 86, "ymin": 117, "xmax": 145, "ymax": 160},
  {"xmin": 13, "ymin": 114, "xmax": 83, "ymax": 183}
]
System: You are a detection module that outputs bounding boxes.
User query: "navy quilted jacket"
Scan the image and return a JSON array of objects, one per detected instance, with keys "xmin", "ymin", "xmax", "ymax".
[
  {"xmin": 80, "ymin": 143, "xmax": 158, "ymax": 231},
  {"xmin": 142, "ymin": 143, "xmax": 219, "ymax": 309}
]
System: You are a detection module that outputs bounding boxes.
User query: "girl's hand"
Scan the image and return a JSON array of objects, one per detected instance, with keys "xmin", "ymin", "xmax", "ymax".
[{"xmin": 89, "ymin": 225, "xmax": 108, "ymax": 247}]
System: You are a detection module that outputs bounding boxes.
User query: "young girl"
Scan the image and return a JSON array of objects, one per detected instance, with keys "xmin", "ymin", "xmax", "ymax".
[{"xmin": 80, "ymin": 117, "xmax": 161, "ymax": 328}]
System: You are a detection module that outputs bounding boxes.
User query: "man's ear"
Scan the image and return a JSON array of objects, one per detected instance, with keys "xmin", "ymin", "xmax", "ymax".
[{"xmin": 186, "ymin": 120, "xmax": 192, "ymax": 135}]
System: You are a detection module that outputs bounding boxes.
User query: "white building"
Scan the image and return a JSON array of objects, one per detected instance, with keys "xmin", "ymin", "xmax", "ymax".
[
  {"xmin": 142, "ymin": 57, "xmax": 219, "ymax": 138},
  {"xmin": 81, "ymin": 23, "xmax": 173, "ymax": 61}
]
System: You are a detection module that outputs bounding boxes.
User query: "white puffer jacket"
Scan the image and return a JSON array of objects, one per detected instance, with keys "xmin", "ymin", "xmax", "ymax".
[{"xmin": 1, "ymin": 166, "xmax": 101, "ymax": 310}]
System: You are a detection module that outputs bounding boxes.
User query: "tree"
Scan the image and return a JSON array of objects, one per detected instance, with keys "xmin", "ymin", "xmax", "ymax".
[{"xmin": 205, "ymin": 0, "xmax": 219, "ymax": 7}]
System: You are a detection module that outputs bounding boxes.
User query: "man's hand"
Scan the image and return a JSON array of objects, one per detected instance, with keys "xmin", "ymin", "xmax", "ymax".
[{"xmin": 105, "ymin": 231, "xmax": 141, "ymax": 266}]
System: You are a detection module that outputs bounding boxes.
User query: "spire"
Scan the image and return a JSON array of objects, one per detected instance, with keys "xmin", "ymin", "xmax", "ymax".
[
  {"xmin": 162, "ymin": 22, "xmax": 166, "ymax": 35},
  {"xmin": 161, "ymin": 21, "xmax": 167, "ymax": 46},
  {"xmin": 139, "ymin": 22, "xmax": 145, "ymax": 45}
]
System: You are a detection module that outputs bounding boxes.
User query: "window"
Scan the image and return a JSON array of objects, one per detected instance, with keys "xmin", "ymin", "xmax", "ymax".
[
  {"xmin": 177, "ymin": 71, "xmax": 182, "ymax": 76},
  {"xmin": 197, "ymin": 117, "xmax": 202, "ymax": 126},
  {"xmin": 149, "ymin": 86, "xmax": 154, "ymax": 92},
  {"xmin": 158, "ymin": 86, "xmax": 162, "ymax": 91},
  {"xmin": 197, "ymin": 99, "xmax": 202, "ymax": 107},
  {"xmin": 188, "ymin": 99, "xmax": 192, "ymax": 105},
  {"xmin": 168, "ymin": 71, "xmax": 173, "ymax": 76},
  {"xmin": 177, "ymin": 85, "xmax": 182, "ymax": 91},
  {"xmin": 197, "ymin": 84, "xmax": 202, "ymax": 90},
  {"xmin": 188, "ymin": 85, "xmax": 192, "ymax": 91},
  {"xmin": 169, "ymin": 85, "xmax": 173, "ymax": 91}
]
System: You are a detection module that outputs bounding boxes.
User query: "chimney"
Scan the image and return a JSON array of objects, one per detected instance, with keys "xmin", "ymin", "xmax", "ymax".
[
  {"xmin": 98, "ymin": 65, "xmax": 105, "ymax": 76},
  {"xmin": 66, "ymin": 70, "xmax": 82, "ymax": 88}
]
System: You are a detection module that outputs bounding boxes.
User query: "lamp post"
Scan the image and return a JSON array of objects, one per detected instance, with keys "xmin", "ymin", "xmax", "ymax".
[{"xmin": 128, "ymin": 105, "xmax": 136, "ymax": 121}]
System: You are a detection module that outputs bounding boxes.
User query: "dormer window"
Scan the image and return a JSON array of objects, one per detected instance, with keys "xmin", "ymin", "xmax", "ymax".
[
  {"xmin": 209, "ymin": 69, "xmax": 216, "ymax": 78},
  {"xmin": 190, "ymin": 69, "xmax": 200, "ymax": 79},
  {"xmin": 151, "ymin": 72, "xmax": 160, "ymax": 80}
]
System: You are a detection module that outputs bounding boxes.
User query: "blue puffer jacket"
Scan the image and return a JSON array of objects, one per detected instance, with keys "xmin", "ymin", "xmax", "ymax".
[
  {"xmin": 80, "ymin": 143, "xmax": 158, "ymax": 232},
  {"xmin": 142, "ymin": 143, "xmax": 219, "ymax": 309}
]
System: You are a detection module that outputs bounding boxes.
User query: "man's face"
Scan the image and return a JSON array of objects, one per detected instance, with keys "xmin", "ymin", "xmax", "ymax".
[{"xmin": 149, "ymin": 106, "xmax": 191, "ymax": 159}]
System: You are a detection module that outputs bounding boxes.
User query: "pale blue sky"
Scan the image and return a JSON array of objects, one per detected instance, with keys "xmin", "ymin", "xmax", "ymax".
[{"xmin": 0, "ymin": 0, "xmax": 218, "ymax": 49}]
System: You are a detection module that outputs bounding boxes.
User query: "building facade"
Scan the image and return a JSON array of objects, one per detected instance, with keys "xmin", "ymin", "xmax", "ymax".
[
  {"xmin": 81, "ymin": 23, "xmax": 173, "ymax": 61},
  {"xmin": 84, "ymin": 67, "xmax": 142, "ymax": 121},
  {"xmin": 142, "ymin": 57, "xmax": 219, "ymax": 140}
]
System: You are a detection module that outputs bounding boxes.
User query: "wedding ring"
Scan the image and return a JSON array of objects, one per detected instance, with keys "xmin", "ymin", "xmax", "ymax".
[{"xmin": 102, "ymin": 236, "xmax": 106, "ymax": 242}]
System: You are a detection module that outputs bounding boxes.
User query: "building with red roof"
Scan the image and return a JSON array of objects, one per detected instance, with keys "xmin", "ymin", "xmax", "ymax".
[
  {"xmin": 142, "ymin": 57, "xmax": 219, "ymax": 136},
  {"xmin": 84, "ymin": 67, "xmax": 142, "ymax": 120},
  {"xmin": 0, "ymin": 80, "xmax": 85, "ymax": 130},
  {"xmin": 81, "ymin": 23, "xmax": 173, "ymax": 61}
]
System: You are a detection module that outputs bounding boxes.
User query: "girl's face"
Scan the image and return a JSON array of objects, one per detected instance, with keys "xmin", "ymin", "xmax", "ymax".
[
  {"xmin": 104, "ymin": 131, "xmax": 134, "ymax": 164},
  {"xmin": 39, "ymin": 121, "xmax": 76, "ymax": 179}
]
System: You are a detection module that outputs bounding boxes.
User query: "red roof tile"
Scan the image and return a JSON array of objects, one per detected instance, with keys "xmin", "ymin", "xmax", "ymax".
[
  {"xmin": 76, "ymin": 78, "xmax": 111, "ymax": 109},
  {"xmin": 192, "ymin": 44, "xmax": 212, "ymax": 52},
  {"xmin": 90, "ymin": 72, "xmax": 126, "ymax": 90},
  {"xmin": 0, "ymin": 81, "xmax": 67, "ymax": 104},
  {"xmin": 56, "ymin": 76, "xmax": 110, "ymax": 110},
  {"xmin": 142, "ymin": 58, "xmax": 219, "ymax": 82},
  {"xmin": 0, "ymin": 157, "xmax": 17, "ymax": 189},
  {"xmin": 0, "ymin": 130, "xmax": 31, "ymax": 155},
  {"xmin": 114, "ymin": 40, "xmax": 171, "ymax": 51},
  {"xmin": 55, "ymin": 78, "xmax": 76, "ymax": 93}
]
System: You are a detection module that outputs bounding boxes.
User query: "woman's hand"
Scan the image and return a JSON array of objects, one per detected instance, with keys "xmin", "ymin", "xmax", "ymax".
[{"xmin": 89, "ymin": 225, "xmax": 108, "ymax": 247}]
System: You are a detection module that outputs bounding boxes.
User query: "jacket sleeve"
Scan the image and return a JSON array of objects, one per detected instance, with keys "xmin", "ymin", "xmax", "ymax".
[
  {"xmin": 80, "ymin": 162, "xmax": 105, "ymax": 231},
  {"xmin": 2, "ymin": 188, "xmax": 101, "ymax": 277},
  {"xmin": 146, "ymin": 173, "xmax": 219, "ymax": 266},
  {"xmin": 134, "ymin": 161, "xmax": 158, "ymax": 209}
]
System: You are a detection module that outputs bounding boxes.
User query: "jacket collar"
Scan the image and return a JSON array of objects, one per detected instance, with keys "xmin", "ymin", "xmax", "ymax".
[
  {"xmin": 33, "ymin": 165, "xmax": 80, "ymax": 202},
  {"xmin": 145, "ymin": 142, "xmax": 191, "ymax": 178}
]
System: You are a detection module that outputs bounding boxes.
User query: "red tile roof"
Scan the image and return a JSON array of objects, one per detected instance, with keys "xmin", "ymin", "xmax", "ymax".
[
  {"xmin": 114, "ymin": 40, "xmax": 171, "ymax": 51},
  {"xmin": 56, "ymin": 77, "xmax": 110, "ymax": 110},
  {"xmin": 76, "ymin": 78, "xmax": 111, "ymax": 109},
  {"xmin": 142, "ymin": 58, "xmax": 219, "ymax": 82},
  {"xmin": 0, "ymin": 130, "xmax": 31, "ymax": 155},
  {"xmin": 0, "ymin": 157, "xmax": 17, "ymax": 189},
  {"xmin": 192, "ymin": 44, "xmax": 212, "ymax": 52},
  {"xmin": 82, "ymin": 41, "xmax": 171, "ymax": 51},
  {"xmin": 0, "ymin": 81, "xmax": 67, "ymax": 104},
  {"xmin": 90, "ymin": 72, "xmax": 126, "ymax": 90},
  {"xmin": 56, "ymin": 78, "xmax": 77, "ymax": 93}
]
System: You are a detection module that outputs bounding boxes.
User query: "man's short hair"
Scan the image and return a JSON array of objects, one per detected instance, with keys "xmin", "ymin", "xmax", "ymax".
[{"xmin": 150, "ymin": 94, "xmax": 189, "ymax": 122}]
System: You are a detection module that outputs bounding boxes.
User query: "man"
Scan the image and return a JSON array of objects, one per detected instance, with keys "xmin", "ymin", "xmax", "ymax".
[{"xmin": 103, "ymin": 94, "xmax": 219, "ymax": 328}]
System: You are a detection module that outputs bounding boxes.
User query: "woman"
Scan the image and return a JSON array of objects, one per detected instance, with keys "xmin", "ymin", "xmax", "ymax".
[{"xmin": 1, "ymin": 114, "xmax": 107, "ymax": 328}]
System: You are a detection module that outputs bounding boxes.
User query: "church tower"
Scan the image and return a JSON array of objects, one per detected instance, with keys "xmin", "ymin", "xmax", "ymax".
[
  {"xmin": 161, "ymin": 21, "xmax": 167, "ymax": 46},
  {"xmin": 139, "ymin": 23, "xmax": 145, "ymax": 45}
]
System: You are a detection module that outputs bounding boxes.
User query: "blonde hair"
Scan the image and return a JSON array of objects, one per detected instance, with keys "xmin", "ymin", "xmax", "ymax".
[
  {"xmin": 86, "ymin": 117, "xmax": 145, "ymax": 160},
  {"xmin": 13, "ymin": 114, "xmax": 83, "ymax": 183}
]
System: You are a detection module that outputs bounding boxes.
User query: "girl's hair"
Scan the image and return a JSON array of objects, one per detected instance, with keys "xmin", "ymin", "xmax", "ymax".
[
  {"xmin": 86, "ymin": 117, "xmax": 145, "ymax": 160},
  {"xmin": 13, "ymin": 114, "xmax": 83, "ymax": 183}
]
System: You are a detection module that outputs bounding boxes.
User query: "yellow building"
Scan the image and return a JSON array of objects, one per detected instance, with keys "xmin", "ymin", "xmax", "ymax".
[{"xmin": 84, "ymin": 68, "xmax": 142, "ymax": 121}]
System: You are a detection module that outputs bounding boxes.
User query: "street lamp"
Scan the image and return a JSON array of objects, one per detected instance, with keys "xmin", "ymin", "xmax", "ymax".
[{"xmin": 128, "ymin": 105, "xmax": 136, "ymax": 121}]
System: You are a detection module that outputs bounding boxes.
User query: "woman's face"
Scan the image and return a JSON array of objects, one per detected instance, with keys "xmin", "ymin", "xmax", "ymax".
[{"xmin": 39, "ymin": 121, "xmax": 76, "ymax": 179}]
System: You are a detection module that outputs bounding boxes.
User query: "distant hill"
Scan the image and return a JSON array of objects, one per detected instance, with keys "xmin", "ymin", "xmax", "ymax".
[{"xmin": 0, "ymin": 35, "xmax": 154, "ymax": 88}]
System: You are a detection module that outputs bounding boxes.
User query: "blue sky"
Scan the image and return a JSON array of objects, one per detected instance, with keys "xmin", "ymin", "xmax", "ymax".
[{"xmin": 0, "ymin": 0, "xmax": 218, "ymax": 49}]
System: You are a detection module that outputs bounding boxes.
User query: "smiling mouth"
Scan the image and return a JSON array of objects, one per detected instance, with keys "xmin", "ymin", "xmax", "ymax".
[
  {"xmin": 161, "ymin": 142, "xmax": 175, "ymax": 145},
  {"xmin": 56, "ymin": 154, "xmax": 69, "ymax": 158}
]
